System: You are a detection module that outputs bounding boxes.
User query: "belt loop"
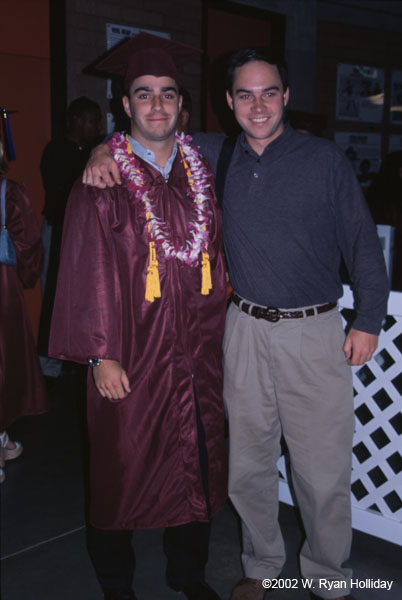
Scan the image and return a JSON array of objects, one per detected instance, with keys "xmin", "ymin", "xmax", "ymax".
[{"xmin": 313, "ymin": 305, "xmax": 318, "ymax": 320}]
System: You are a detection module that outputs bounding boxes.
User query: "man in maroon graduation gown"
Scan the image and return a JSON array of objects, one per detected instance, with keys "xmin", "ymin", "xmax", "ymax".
[{"xmin": 49, "ymin": 34, "xmax": 227, "ymax": 600}]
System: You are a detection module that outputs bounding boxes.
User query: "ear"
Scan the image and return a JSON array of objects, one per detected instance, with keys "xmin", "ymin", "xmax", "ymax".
[
  {"xmin": 226, "ymin": 90, "xmax": 234, "ymax": 111},
  {"xmin": 122, "ymin": 96, "xmax": 131, "ymax": 119},
  {"xmin": 284, "ymin": 87, "xmax": 290, "ymax": 107},
  {"xmin": 178, "ymin": 94, "xmax": 183, "ymax": 114}
]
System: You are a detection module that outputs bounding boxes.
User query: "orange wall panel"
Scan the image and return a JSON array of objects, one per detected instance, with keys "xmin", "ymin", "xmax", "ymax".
[
  {"xmin": 0, "ymin": 55, "xmax": 51, "ymax": 210},
  {"xmin": 0, "ymin": 0, "xmax": 49, "ymax": 57},
  {"xmin": 1, "ymin": 0, "xmax": 50, "ymax": 338}
]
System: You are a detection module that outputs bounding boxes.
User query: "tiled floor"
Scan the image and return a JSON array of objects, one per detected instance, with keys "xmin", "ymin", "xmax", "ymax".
[{"xmin": 1, "ymin": 372, "xmax": 401, "ymax": 600}]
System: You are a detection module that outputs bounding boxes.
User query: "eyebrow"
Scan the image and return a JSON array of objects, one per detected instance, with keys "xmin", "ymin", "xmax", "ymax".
[
  {"xmin": 234, "ymin": 85, "xmax": 280, "ymax": 95},
  {"xmin": 133, "ymin": 86, "xmax": 178, "ymax": 94}
]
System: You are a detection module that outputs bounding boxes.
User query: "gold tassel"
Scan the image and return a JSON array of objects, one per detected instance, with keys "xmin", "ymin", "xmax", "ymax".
[
  {"xmin": 201, "ymin": 252, "xmax": 212, "ymax": 295},
  {"xmin": 145, "ymin": 241, "xmax": 161, "ymax": 302}
]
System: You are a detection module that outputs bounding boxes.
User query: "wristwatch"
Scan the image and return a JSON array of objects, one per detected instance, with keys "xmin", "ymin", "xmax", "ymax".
[{"xmin": 88, "ymin": 358, "xmax": 104, "ymax": 367}]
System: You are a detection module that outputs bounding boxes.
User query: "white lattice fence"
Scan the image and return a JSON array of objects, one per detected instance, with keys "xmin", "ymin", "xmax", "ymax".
[{"xmin": 278, "ymin": 286, "xmax": 402, "ymax": 546}]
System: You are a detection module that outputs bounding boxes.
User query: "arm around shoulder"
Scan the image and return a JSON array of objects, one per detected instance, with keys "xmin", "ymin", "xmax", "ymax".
[{"xmin": 82, "ymin": 141, "xmax": 121, "ymax": 188}]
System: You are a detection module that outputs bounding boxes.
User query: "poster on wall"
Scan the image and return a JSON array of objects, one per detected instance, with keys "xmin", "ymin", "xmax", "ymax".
[
  {"xmin": 336, "ymin": 63, "xmax": 384, "ymax": 123},
  {"xmin": 334, "ymin": 131, "xmax": 381, "ymax": 187},
  {"xmin": 389, "ymin": 134, "xmax": 402, "ymax": 154},
  {"xmin": 105, "ymin": 24, "xmax": 171, "ymax": 132},
  {"xmin": 390, "ymin": 70, "xmax": 402, "ymax": 123}
]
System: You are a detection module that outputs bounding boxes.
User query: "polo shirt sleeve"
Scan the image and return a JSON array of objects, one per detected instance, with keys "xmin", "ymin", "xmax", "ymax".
[{"xmin": 332, "ymin": 149, "xmax": 389, "ymax": 335}]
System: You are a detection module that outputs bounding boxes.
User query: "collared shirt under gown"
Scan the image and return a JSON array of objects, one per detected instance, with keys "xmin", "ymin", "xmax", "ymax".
[
  {"xmin": 0, "ymin": 178, "xmax": 48, "ymax": 429},
  {"xmin": 49, "ymin": 151, "xmax": 227, "ymax": 530}
]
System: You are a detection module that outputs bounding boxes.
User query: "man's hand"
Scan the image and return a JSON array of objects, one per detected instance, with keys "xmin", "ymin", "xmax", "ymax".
[
  {"xmin": 343, "ymin": 328, "xmax": 378, "ymax": 366},
  {"xmin": 92, "ymin": 359, "xmax": 131, "ymax": 400},
  {"xmin": 82, "ymin": 143, "xmax": 121, "ymax": 188}
]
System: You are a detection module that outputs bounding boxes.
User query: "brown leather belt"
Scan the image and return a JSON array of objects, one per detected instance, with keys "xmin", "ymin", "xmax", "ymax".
[{"xmin": 231, "ymin": 293, "xmax": 337, "ymax": 323}]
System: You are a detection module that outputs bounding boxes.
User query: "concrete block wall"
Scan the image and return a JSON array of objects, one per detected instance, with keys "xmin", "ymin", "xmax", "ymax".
[{"xmin": 65, "ymin": 0, "xmax": 203, "ymax": 133}]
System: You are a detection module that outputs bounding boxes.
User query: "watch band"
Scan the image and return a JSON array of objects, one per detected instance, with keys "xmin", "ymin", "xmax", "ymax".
[{"xmin": 88, "ymin": 358, "xmax": 104, "ymax": 367}]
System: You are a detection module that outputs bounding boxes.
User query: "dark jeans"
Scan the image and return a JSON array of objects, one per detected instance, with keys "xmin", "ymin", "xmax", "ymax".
[{"xmin": 87, "ymin": 520, "xmax": 211, "ymax": 592}]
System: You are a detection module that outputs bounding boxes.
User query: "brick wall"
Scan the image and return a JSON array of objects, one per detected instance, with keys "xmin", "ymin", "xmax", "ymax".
[{"xmin": 65, "ymin": 0, "xmax": 203, "ymax": 133}]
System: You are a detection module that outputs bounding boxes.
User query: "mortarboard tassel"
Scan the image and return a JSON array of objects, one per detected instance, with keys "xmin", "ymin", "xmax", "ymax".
[
  {"xmin": 145, "ymin": 233, "xmax": 161, "ymax": 303},
  {"xmin": 201, "ymin": 251, "xmax": 212, "ymax": 295}
]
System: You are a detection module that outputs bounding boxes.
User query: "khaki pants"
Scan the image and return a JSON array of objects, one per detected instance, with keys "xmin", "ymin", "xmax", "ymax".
[{"xmin": 223, "ymin": 300, "xmax": 354, "ymax": 598}]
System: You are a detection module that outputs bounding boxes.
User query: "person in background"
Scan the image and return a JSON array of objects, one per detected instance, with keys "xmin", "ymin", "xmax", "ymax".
[
  {"xmin": 49, "ymin": 34, "xmax": 227, "ymax": 600},
  {"xmin": 0, "ymin": 139, "xmax": 48, "ymax": 484},
  {"xmin": 38, "ymin": 97, "xmax": 102, "ymax": 378},
  {"xmin": 177, "ymin": 86, "xmax": 193, "ymax": 134},
  {"xmin": 82, "ymin": 46, "xmax": 389, "ymax": 600}
]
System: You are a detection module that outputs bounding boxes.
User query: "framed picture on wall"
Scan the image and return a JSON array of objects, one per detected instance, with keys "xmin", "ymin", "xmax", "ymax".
[
  {"xmin": 336, "ymin": 63, "xmax": 384, "ymax": 123},
  {"xmin": 390, "ymin": 69, "xmax": 402, "ymax": 124},
  {"xmin": 334, "ymin": 131, "xmax": 381, "ymax": 186}
]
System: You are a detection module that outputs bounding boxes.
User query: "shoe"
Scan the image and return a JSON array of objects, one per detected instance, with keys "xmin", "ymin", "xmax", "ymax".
[
  {"xmin": 0, "ymin": 467, "xmax": 5, "ymax": 484},
  {"xmin": 0, "ymin": 432, "xmax": 23, "ymax": 461},
  {"xmin": 230, "ymin": 578, "xmax": 266, "ymax": 600},
  {"xmin": 168, "ymin": 580, "xmax": 221, "ymax": 599},
  {"xmin": 103, "ymin": 590, "xmax": 137, "ymax": 600}
]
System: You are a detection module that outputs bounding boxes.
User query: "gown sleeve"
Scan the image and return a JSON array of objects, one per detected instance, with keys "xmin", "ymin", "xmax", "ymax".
[
  {"xmin": 5, "ymin": 180, "xmax": 43, "ymax": 289},
  {"xmin": 49, "ymin": 181, "xmax": 123, "ymax": 364}
]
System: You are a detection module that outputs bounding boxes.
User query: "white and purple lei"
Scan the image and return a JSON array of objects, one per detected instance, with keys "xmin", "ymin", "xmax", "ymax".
[{"xmin": 108, "ymin": 132, "xmax": 212, "ymax": 266}]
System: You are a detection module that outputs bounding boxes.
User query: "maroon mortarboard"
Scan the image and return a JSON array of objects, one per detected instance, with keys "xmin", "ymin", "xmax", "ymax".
[{"xmin": 94, "ymin": 32, "xmax": 202, "ymax": 90}]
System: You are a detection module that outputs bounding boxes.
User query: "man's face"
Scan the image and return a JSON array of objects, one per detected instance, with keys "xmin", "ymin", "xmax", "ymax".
[
  {"xmin": 123, "ymin": 75, "xmax": 182, "ymax": 146},
  {"xmin": 226, "ymin": 60, "xmax": 289, "ymax": 154}
]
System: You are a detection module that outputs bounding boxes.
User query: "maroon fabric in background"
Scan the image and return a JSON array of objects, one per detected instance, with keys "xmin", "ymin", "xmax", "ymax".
[
  {"xmin": 0, "ymin": 178, "xmax": 48, "ymax": 429},
  {"xmin": 49, "ymin": 153, "xmax": 227, "ymax": 530}
]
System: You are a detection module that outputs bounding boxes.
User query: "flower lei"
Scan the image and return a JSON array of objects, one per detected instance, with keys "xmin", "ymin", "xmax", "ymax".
[{"xmin": 108, "ymin": 132, "xmax": 213, "ymax": 302}]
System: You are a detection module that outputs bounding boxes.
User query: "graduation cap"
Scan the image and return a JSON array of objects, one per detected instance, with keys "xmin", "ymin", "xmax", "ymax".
[{"xmin": 94, "ymin": 32, "xmax": 202, "ymax": 90}]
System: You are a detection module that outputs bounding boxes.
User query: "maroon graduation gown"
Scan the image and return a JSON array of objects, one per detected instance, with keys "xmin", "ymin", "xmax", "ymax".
[
  {"xmin": 49, "ymin": 152, "xmax": 227, "ymax": 529},
  {"xmin": 0, "ymin": 178, "xmax": 48, "ymax": 429}
]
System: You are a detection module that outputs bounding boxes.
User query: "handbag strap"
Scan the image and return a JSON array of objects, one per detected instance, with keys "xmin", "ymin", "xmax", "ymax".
[{"xmin": 1, "ymin": 178, "xmax": 6, "ymax": 228}]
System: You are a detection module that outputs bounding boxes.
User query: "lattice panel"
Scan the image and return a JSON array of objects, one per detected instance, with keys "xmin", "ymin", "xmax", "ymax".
[
  {"xmin": 278, "ymin": 301, "xmax": 402, "ymax": 540},
  {"xmin": 341, "ymin": 310, "xmax": 402, "ymax": 524}
]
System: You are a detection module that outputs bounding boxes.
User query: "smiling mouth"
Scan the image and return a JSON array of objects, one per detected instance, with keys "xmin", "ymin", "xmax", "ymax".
[{"xmin": 251, "ymin": 117, "xmax": 269, "ymax": 123}]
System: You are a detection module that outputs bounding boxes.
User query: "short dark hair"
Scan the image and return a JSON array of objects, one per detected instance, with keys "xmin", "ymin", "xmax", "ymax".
[
  {"xmin": 67, "ymin": 96, "xmax": 100, "ymax": 123},
  {"xmin": 225, "ymin": 47, "xmax": 288, "ymax": 95}
]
